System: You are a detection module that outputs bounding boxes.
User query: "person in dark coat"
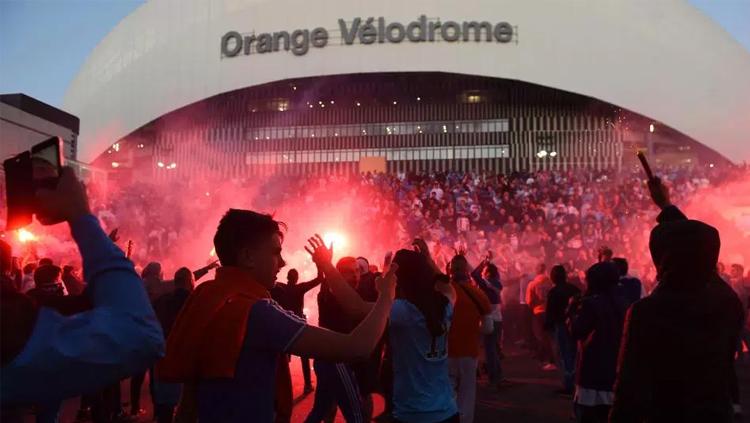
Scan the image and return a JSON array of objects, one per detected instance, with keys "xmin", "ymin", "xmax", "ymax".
[
  {"xmin": 568, "ymin": 261, "xmax": 628, "ymax": 422},
  {"xmin": 545, "ymin": 265, "xmax": 580, "ymax": 394},
  {"xmin": 610, "ymin": 177, "xmax": 744, "ymax": 423},
  {"xmin": 151, "ymin": 267, "xmax": 195, "ymax": 423}
]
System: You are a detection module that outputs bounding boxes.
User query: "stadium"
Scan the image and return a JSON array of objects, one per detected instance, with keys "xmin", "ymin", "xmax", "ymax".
[{"xmin": 63, "ymin": 0, "xmax": 750, "ymax": 180}]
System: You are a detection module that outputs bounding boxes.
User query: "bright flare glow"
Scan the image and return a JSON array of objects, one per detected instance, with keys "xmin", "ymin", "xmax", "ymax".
[
  {"xmin": 209, "ymin": 247, "xmax": 216, "ymax": 257},
  {"xmin": 550, "ymin": 151, "xmax": 558, "ymax": 157},
  {"xmin": 322, "ymin": 231, "xmax": 347, "ymax": 251},
  {"xmin": 157, "ymin": 161, "xmax": 165, "ymax": 168},
  {"xmin": 537, "ymin": 150, "xmax": 548, "ymax": 158},
  {"xmin": 111, "ymin": 162, "xmax": 120, "ymax": 168},
  {"xmin": 649, "ymin": 123, "xmax": 655, "ymax": 133},
  {"xmin": 17, "ymin": 228, "xmax": 37, "ymax": 243}
]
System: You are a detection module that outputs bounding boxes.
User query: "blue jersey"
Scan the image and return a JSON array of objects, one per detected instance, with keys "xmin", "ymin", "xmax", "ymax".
[{"xmin": 390, "ymin": 299, "xmax": 457, "ymax": 423}]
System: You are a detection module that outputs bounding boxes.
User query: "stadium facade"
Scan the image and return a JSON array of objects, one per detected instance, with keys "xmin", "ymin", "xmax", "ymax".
[{"xmin": 63, "ymin": 0, "xmax": 750, "ymax": 179}]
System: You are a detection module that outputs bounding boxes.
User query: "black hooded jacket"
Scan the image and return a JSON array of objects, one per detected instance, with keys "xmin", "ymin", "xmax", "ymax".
[{"xmin": 610, "ymin": 206, "xmax": 744, "ymax": 423}]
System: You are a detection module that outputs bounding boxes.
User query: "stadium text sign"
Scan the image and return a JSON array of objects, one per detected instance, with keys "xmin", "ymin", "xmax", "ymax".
[{"xmin": 221, "ymin": 15, "xmax": 514, "ymax": 58}]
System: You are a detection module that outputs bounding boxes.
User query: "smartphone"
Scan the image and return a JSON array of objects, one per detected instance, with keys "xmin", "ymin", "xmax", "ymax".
[
  {"xmin": 636, "ymin": 151, "xmax": 654, "ymax": 180},
  {"xmin": 3, "ymin": 137, "xmax": 64, "ymax": 230},
  {"xmin": 31, "ymin": 137, "xmax": 63, "ymax": 188}
]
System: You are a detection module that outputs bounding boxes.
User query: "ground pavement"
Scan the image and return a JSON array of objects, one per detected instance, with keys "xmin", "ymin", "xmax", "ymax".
[{"xmin": 58, "ymin": 346, "xmax": 750, "ymax": 422}]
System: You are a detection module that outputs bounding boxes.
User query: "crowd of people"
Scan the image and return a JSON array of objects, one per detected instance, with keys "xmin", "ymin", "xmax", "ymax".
[{"xmin": 1, "ymin": 162, "xmax": 749, "ymax": 423}]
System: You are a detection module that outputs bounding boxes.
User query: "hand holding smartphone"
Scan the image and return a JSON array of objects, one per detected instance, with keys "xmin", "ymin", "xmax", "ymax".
[{"xmin": 3, "ymin": 137, "xmax": 64, "ymax": 229}]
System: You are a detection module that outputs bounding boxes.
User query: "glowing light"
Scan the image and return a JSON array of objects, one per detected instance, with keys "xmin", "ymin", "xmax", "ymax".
[
  {"xmin": 549, "ymin": 151, "xmax": 558, "ymax": 157},
  {"xmin": 322, "ymin": 231, "xmax": 347, "ymax": 251},
  {"xmin": 710, "ymin": 163, "xmax": 715, "ymax": 168},
  {"xmin": 167, "ymin": 162, "xmax": 177, "ymax": 169},
  {"xmin": 17, "ymin": 228, "xmax": 37, "ymax": 243},
  {"xmin": 356, "ymin": 102, "xmax": 361, "ymax": 107},
  {"xmin": 537, "ymin": 150, "xmax": 549, "ymax": 158},
  {"xmin": 157, "ymin": 161, "xmax": 165, "ymax": 168},
  {"xmin": 392, "ymin": 101, "xmax": 398, "ymax": 105},
  {"xmin": 111, "ymin": 162, "xmax": 120, "ymax": 168},
  {"xmin": 209, "ymin": 247, "xmax": 216, "ymax": 257},
  {"xmin": 649, "ymin": 123, "xmax": 655, "ymax": 133},
  {"xmin": 417, "ymin": 96, "xmax": 421, "ymax": 101},
  {"xmin": 137, "ymin": 143, "xmax": 145, "ymax": 149},
  {"xmin": 113, "ymin": 143, "xmax": 120, "ymax": 152}
]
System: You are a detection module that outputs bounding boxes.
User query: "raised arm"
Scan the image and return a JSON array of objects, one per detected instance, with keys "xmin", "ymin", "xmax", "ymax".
[
  {"xmin": 413, "ymin": 238, "xmax": 442, "ymax": 275},
  {"xmin": 296, "ymin": 269, "xmax": 323, "ymax": 294},
  {"xmin": 1, "ymin": 168, "xmax": 164, "ymax": 404},
  {"xmin": 305, "ymin": 234, "xmax": 372, "ymax": 319},
  {"xmin": 288, "ymin": 264, "xmax": 398, "ymax": 361}
]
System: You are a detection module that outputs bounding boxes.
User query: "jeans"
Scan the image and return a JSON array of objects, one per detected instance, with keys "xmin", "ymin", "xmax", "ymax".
[
  {"xmin": 449, "ymin": 357, "xmax": 478, "ymax": 423},
  {"xmin": 304, "ymin": 360, "xmax": 364, "ymax": 423},
  {"xmin": 554, "ymin": 323, "xmax": 576, "ymax": 392},
  {"xmin": 483, "ymin": 321, "xmax": 503, "ymax": 383}
]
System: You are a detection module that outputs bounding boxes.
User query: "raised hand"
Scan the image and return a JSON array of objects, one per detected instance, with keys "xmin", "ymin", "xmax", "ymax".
[
  {"xmin": 375, "ymin": 263, "xmax": 398, "ymax": 300},
  {"xmin": 304, "ymin": 234, "xmax": 333, "ymax": 265},
  {"xmin": 35, "ymin": 167, "xmax": 91, "ymax": 225},
  {"xmin": 647, "ymin": 177, "xmax": 671, "ymax": 209},
  {"xmin": 206, "ymin": 259, "xmax": 220, "ymax": 270},
  {"xmin": 412, "ymin": 238, "xmax": 431, "ymax": 258},
  {"xmin": 383, "ymin": 251, "xmax": 393, "ymax": 272}
]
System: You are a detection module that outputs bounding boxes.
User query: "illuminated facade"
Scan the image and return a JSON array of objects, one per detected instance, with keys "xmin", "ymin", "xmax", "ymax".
[{"xmin": 64, "ymin": 0, "xmax": 750, "ymax": 177}]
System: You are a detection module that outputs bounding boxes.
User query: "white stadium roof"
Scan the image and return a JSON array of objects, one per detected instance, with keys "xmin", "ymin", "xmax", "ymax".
[{"xmin": 64, "ymin": 0, "xmax": 750, "ymax": 163}]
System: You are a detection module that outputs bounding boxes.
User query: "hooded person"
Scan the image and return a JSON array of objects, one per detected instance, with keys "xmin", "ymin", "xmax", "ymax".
[
  {"xmin": 610, "ymin": 178, "xmax": 744, "ymax": 423},
  {"xmin": 568, "ymin": 261, "xmax": 628, "ymax": 422}
]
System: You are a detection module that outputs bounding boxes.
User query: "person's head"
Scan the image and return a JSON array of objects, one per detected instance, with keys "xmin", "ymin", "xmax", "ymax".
[
  {"xmin": 483, "ymin": 263, "xmax": 499, "ymax": 281},
  {"xmin": 550, "ymin": 264, "xmax": 567, "ymax": 286},
  {"xmin": 23, "ymin": 263, "xmax": 38, "ymax": 276},
  {"xmin": 612, "ymin": 257, "xmax": 629, "ymax": 277},
  {"xmin": 141, "ymin": 262, "xmax": 163, "ymax": 282},
  {"xmin": 336, "ymin": 257, "xmax": 360, "ymax": 287},
  {"xmin": 393, "ymin": 249, "xmax": 449, "ymax": 337},
  {"xmin": 448, "ymin": 254, "xmax": 470, "ymax": 283},
  {"xmin": 213, "ymin": 209, "xmax": 286, "ymax": 289},
  {"xmin": 356, "ymin": 257, "xmax": 370, "ymax": 276},
  {"xmin": 39, "ymin": 258, "xmax": 54, "ymax": 267},
  {"xmin": 174, "ymin": 267, "xmax": 195, "ymax": 291},
  {"xmin": 287, "ymin": 268, "xmax": 299, "ymax": 285},
  {"xmin": 597, "ymin": 246, "xmax": 613, "ymax": 262},
  {"xmin": 649, "ymin": 219, "xmax": 720, "ymax": 288},
  {"xmin": 34, "ymin": 264, "xmax": 62, "ymax": 288},
  {"xmin": 535, "ymin": 262, "xmax": 546, "ymax": 276},
  {"xmin": 585, "ymin": 261, "xmax": 620, "ymax": 295},
  {"xmin": 731, "ymin": 264, "xmax": 745, "ymax": 279}
]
